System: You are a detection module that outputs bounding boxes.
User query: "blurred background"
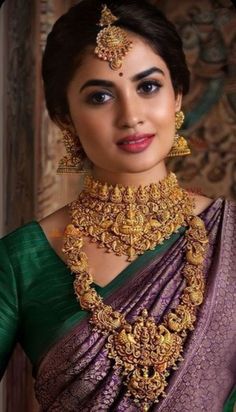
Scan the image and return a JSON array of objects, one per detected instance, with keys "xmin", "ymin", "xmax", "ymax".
[{"xmin": 0, "ymin": 0, "xmax": 235, "ymax": 410}]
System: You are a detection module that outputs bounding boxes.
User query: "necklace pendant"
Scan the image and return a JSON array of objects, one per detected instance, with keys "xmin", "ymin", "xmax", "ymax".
[
  {"xmin": 127, "ymin": 366, "xmax": 167, "ymax": 409},
  {"xmin": 105, "ymin": 309, "xmax": 184, "ymax": 406},
  {"xmin": 112, "ymin": 206, "xmax": 144, "ymax": 238}
]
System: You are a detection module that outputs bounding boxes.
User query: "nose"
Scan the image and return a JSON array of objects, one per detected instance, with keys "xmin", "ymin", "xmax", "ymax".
[{"xmin": 116, "ymin": 94, "xmax": 144, "ymax": 129}]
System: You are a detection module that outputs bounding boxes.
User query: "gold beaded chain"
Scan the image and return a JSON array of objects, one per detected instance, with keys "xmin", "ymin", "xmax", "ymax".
[{"xmin": 62, "ymin": 173, "xmax": 208, "ymax": 411}]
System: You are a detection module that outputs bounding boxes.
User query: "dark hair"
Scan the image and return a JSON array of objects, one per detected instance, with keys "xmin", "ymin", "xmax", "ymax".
[{"xmin": 42, "ymin": 0, "xmax": 190, "ymax": 123}]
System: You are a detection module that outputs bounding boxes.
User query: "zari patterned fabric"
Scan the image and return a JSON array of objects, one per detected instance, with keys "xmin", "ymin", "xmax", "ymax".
[{"xmin": 0, "ymin": 198, "xmax": 235, "ymax": 411}]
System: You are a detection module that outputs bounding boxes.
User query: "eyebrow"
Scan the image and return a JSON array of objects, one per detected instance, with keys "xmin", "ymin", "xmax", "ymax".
[{"xmin": 79, "ymin": 66, "xmax": 165, "ymax": 92}]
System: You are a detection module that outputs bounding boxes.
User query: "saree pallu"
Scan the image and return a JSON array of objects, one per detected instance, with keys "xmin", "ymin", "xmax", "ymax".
[{"xmin": 35, "ymin": 198, "xmax": 236, "ymax": 412}]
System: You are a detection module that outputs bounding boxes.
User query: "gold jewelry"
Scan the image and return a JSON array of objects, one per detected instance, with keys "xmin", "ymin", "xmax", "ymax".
[
  {"xmin": 62, "ymin": 174, "xmax": 208, "ymax": 411},
  {"xmin": 95, "ymin": 5, "xmax": 133, "ymax": 70},
  {"xmin": 57, "ymin": 129, "xmax": 88, "ymax": 174},
  {"xmin": 68, "ymin": 172, "xmax": 195, "ymax": 261},
  {"xmin": 168, "ymin": 111, "xmax": 191, "ymax": 157}
]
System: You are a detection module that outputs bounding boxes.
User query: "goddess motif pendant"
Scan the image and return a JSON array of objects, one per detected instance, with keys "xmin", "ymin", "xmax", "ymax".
[{"xmin": 90, "ymin": 307, "xmax": 186, "ymax": 411}]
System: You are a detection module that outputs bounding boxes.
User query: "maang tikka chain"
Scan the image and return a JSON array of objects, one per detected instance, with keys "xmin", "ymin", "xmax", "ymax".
[{"xmin": 95, "ymin": 4, "xmax": 133, "ymax": 70}]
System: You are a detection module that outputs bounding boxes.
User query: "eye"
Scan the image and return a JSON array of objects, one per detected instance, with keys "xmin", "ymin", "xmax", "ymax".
[
  {"xmin": 138, "ymin": 80, "xmax": 162, "ymax": 95},
  {"xmin": 87, "ymin": 91, "xmax": 113, "ymax": 105}
]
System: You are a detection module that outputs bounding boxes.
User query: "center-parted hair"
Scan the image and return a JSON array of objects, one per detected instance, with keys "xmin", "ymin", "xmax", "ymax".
[{"xmin": 42, "ymin": 0, "xmax": 190, "ymax": 123}]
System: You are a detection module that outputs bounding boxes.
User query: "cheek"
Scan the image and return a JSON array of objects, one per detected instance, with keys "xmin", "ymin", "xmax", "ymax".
[
  {"xmin": 71, "ymin": 104, "xmax": 111, "ymax": 134},
  {"xmin": 149, "ymin": 90, "xmax": 177, "ymax": 125},
  {"xmin": 71, "ymin": 113, "xmax": 111, "ymax": 161},
  {"xmin": 149, "ymin": 104, "xmax": 176, "ymax": 131}
]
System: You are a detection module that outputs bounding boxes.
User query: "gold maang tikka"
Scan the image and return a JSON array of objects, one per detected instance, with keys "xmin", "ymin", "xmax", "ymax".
[{"xmin": 95, "ymin": 5, "xmax": 133, "ymax": 70}]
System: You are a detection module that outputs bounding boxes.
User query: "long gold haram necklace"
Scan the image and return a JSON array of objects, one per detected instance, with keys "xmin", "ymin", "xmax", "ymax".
[{"xmin": 62, "ymin": 173, "xmax": 208, "ymax": 412}]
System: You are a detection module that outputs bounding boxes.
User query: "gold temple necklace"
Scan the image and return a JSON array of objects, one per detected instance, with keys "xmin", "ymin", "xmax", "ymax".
[{"xmin": 62, "ymin": 173, "xmax": 208, "ymax": 411}]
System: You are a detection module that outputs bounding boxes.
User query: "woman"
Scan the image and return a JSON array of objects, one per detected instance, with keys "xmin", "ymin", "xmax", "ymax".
[{"xmin": 0, "ymin": 0, "xmax": 235, "ymax": 410}]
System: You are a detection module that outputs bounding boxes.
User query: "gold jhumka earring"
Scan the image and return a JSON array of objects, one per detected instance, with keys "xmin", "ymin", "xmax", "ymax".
[
  {"xmin": 168, "ymin": 111, "xmax": 191, "ymax": 157},
  {"xmin": 56, "ymin": 129, "xmax": 88, "ymax": 174},
  {"xmin": 95, "ymin": 5, "xmax": 133, "ymax": 70}
]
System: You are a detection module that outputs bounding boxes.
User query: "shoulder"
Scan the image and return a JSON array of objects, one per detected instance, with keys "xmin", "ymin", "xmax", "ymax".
[
  {"xmin": 189, "ymin": 193, "xmax": 214, "ymax": 216},
  {"xmin": 0, "ymin": 204, "xmax": 71, "ymax": 266},
  {"xmin": 37, "ymin": 204, "xmax": 71, "ymax": 253},
  {"xmin": 0, "ymin": 223, "xmax": 37, "ymax": 284},
  {"xmin": 0, "ymin": 218, "xmax": 57, "ymax": 271},
  {"xmin": 0, "ymin": 221, "xmax": 39, "ymax": 253},
  {"xmin": 38, "ymin": 204, "xmax": 70, "ymax": 234},
  {"xmin": 191, "ymin": 194, "xmax": 236, "ymax": 219}
]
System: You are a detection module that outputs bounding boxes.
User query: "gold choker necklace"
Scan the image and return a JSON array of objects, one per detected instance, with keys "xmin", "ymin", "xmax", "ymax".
[
  {"xmin": 68, "ymin": 172, "xmax": 195, "ymax": 261},
  {"xmin": 63, "ymin": 174, "xmax": 208, "ymax": 411}
]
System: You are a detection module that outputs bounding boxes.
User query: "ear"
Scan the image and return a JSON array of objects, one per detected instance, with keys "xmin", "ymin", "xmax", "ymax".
[
  {"xmin": 175, "ymin": 92, "xmax": 183, "ymax": 112},
  {"xmin": 54, "ymin": 115, "xmax": 76, "ymax": 134}
]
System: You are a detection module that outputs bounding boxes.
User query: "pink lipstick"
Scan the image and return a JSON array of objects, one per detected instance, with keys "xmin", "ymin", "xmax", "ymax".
[{"xmin": 117, "ymin": 133, "xmax": 155, "ymax": 153}]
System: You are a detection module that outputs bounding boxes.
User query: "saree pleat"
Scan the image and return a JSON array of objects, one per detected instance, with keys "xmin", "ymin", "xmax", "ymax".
[{"xmin": 34, "ymin": 198, "xmax": 236, "ymax": 411}]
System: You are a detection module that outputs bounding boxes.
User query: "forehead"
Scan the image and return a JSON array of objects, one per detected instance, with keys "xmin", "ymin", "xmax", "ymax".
[{"xmin": 71, "ymin": 33, "xmax": 170, "ymax": 83}]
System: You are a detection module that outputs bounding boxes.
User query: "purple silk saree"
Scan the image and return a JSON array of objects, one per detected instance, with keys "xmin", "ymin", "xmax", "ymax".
[{"xmin": 35, "ymin": 198, "xmax": 236, "ymax": 411}]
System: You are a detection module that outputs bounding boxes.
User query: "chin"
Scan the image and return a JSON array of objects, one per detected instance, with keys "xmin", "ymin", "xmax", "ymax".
[
  {"xmin": 125, "ymin": 156, "xmax": 164, "ymax": 171},
  {"xmin": 115, "ymin": 161, "xmax": 162, "ymax": 175}
]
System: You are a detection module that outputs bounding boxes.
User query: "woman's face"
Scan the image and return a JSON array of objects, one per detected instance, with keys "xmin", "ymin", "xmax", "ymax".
[{"xmin": 66, "ymin": 33, "xmax": 182, "ymax": 180}]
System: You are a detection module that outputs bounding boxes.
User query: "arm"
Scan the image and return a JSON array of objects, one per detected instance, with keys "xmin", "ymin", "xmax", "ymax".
[
  {"xmin": 223, "ymin": 388, "xmax": 236, "ymax": 412},
  {"xmin": 0, "ymin": 239, "xmax": 19, "ymax": 379}
]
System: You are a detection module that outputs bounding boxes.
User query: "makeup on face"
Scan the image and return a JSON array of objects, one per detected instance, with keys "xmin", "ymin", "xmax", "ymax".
[
  {"xmin": 79, "ymin": 66, "xmax": 165, "ymax": 94},
  {"xmin": 117, "ymin": 133, "xmax": 155, "ymax": 153},
  {"xmin": 66, "ymin": 34, "xmax": 181, "ymax": 185}
]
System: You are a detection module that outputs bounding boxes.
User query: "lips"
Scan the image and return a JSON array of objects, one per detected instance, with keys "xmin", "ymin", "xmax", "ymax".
[
  {"xmin": 117, "ymin": 133, "xmax": 155, "ymax": 153},
  {"xmin": 117, "ymin": 133, "xmax": 155, "ymax": 145}
]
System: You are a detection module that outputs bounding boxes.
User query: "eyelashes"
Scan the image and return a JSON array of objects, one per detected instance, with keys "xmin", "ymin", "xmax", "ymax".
[
  {"xmin": 87, "ymin": 91, "xmax": 112, "ymax": 105},
  {"xmin": 138, "ymin": 80, "xmax": 162, "ymax": 95},
  {"xmin": 86, "ymin": 79, "xmax": 163, "ymax": 105}
]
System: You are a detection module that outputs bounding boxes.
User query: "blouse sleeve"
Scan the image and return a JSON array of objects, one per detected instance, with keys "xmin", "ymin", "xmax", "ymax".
[
  {"xmin": 223, "ymin": 388, "xmax": 236, "ymax": 412},
  {"xmin": 0, "ymin": 238, "xmax": 19, "ymax": 379}
]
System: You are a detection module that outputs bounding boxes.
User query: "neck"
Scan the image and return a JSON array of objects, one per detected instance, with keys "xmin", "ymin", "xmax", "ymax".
[{"xmin": 92, "ymin": 162, "xmax": 168, "ymax": 187}]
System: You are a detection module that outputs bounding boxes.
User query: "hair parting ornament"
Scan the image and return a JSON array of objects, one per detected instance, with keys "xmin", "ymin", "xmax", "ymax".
[{"xmin": 94, "ymin": 4, "xmax": 133, "ymax": 70}]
